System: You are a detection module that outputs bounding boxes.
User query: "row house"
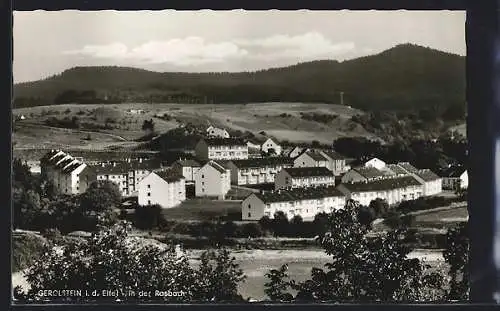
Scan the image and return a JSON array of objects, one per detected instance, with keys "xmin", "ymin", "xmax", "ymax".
[
  {"xmin": 441, "ymin": 166, "xmax": 468, "ymax": 190},
  {"xmin": 138, "ymin": 169, "xmax": 186, "ymax": 208},
  {"xmin": 226, "ymin": 157, "xmax": 294, "ymax": 185},
  {"xmin": 293, "ymin": 149, "xmax": 349, "ymax": 176},
  {"xmin": 171, "ymin": 159, "xmax": 202, "ymax": 184},
  {"xmin": 336, "ymin": 175, "xmax": 424, "ymax": 206},
  {"xmin": 40, "ymin": 150, "xmax": 93, "ymax": 195},
  {"xmin": 206, "ymin": 126, "xmax": 230, "ymax": 138},
  {"xmin": 382, "ymin": 164, "xmax": 410, "ymax": 177},
  {"xmin": 195, "ymin": 160, "xmax": 231, "ymax": 200},
  {"xmin": 195, "ymin": 138, "xmax": 248, "ymax": 161},
  {"xmin": 388, "ymin": 162, "xmax": 442, "ymax": 196},
  {"xmin": 341, "ymin": 166, "xmax": 388, "ymax": 184},
  {"xmin": 275, "ymin": 167, "xmax": 335, "ymax": 190},
  {"xmin": 241, "ymin": 186, "xmax": 345, "ymax": 221},
  {"xmin": 92, "ymin": 159, "xmax": 163, "ymax": 197},
  {"xmin": 318, "ymin": 150, "xmax": 350, "ymax": 175}
]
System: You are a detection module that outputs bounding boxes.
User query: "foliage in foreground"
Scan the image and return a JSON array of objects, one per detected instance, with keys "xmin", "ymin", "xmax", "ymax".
[{"xmin": 15, "ymin": 221, "xmax": 246, "ymax": 303}]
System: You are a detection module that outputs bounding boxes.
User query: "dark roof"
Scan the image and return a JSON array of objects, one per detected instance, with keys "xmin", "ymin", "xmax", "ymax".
[
  {"xmin": 156, "ymin": 169, "xmax": 185, "ymax": 183},
  {"xmin": 352, "ymin": 166, "xmax": 386, "ymax": 179},
  {"xmin": 91, "ymin": 159, "xmax": 161, "ymax": 175},
  {"xmin": 48, "ymin": 153, "xmax": 68, "ymax": 165},
  {"xmin": 56, "ymin": 157, "xmax": 75, "ymax": 169},
  {"xmin": 320, "ymin": 150, "xmax": 345, "ymax": 160},
  {"xmin": 397, "ymin": 162, "xmax": 419, "ymax": 174},
  {"xmin": 338, "ymin": 176, "xmax": 422, "ymax": 193},
  {"xmin": 174, "ymin": 159, "xmax": 201, "ymax": 167},
  {"xmin": 62, "ymin": 161, "xmax": 84, "ymax": 173},
  {"xmin": 205, "ymin": 161, "xmax": 227, "ymax": 174},
  {"xmin": 283, "ymin": 167, "xmax": 334, "ymax": 178},
  {"xmin": 442, "ymin": 166, "xmax": 466, "ymax": 178},
  {"xmin": 385, "ymin": 164, "xmax": 409, "ymax": 175},
  {"xmin": 230, "ymin": 157, "xmax": 293, "ymax": 168},
  {"xmin": 203, "ymin": 138, "xmax": 246, "ymax": 146},
  {"xmin": 414, "ymin": 169, "xmax": 441, "ymax": 181},
  {"xmin": 40, "ymin": 149, "xmax": 61, "ymax": 163},
  {"xmin": 254, "ymin": 185, "xmax": 344, "ymax": 203}
]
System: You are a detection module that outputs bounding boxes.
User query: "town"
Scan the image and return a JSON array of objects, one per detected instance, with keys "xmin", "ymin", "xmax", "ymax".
[{"xmin": 36, "ymin": 124, "xmax": 468, "ymax": 222}]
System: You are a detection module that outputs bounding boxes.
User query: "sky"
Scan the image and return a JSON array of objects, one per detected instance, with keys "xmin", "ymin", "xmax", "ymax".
[{"xmin": 13, "ymin": 10, "xmax": 466, "ymax": 83}]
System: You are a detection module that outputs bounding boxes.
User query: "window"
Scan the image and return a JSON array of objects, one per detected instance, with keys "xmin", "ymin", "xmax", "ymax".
[
  {"xmin": 248, "ymin": 204, "xmax": 251, "ymax": 209},
  {"xmin": 147, "ymin": 192, "xmax": 151, "ymax": 197},
  {"xmin": 202, "ymin": 182, "xmax": 205, "ymax": 186},
  {"xmin": 147, "ymin": 184, "xmax": 151, "ymax": 189},
  {"xmin": 248, "ymin": 212, "xmax": 251, "ymax": 218},
  {"xmin": 76, "ymin": 187, "xmax": 79, "ymax": 190},
  {"xmin": 202, "ymin": 188, "xmax": 205, "ymax": 192},
  {"xmin": 148, "ymin": 200, "xmax": 151, "ymax": 205},
  {"xmin": 202, "ymin": 174, "xmax": 205, "ymax": 178}
]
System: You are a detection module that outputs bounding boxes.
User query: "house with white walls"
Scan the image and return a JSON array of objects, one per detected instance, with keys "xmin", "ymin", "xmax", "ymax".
[
  {"xmin": 442, "ymin": 166, "xmax": 468, "ymax": 190},
  {"xmin": 226, "ymin": 157, "xmax": 293, "ymax": 185},
  {"xmin": 195, "ymin": 138, "xmax": 248, "ymax": 161},
  {"xmin": 341, "ymin": 166, "xmax": 388, "ymax": 184},
  {"xmin": 171, "ymin": 159, "xmax": 201, "ymax": 184},
  {"xmin": 206, "ymin": 126, "xmax": 230, "ymax": 138},
  {"xmin": 293, "ymin": 150, "xmax": 329, "ymax": 169},
  {"xmin": 275, "ymin": 167, "xmax": 335, "ymax": 190},
  {"xmin": 261, "ymin": 138, "xmax": 282, "ymax": 156},
  {"xmin": 138, "ymin": 169, "xmax": 186, "ymax": 208},
  {"xmin": 241, "ymin": 186, "xmax": 346, "ymax": 221},
  {"xmin": 364, "ymin": 157, "xmax": 387, "ymax": 170},
  {"xmin": 195, "ymin": 160, "xmax": 231, "ymax": 199},
  {"xmin": 318, "ymin": 150, "xmax": 349, "ymax": 175}
]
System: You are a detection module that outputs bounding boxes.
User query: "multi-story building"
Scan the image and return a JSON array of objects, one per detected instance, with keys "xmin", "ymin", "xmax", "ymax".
[
  {"xmin": 275, "ymin": 167, "xmax": 335, "ymax": 190},
  {"xmin": 261, "ymin": 138, "xmax": 282, "ymax": 156},
  {"xmin": 40, "ymin": 149, "xmax": 93, "ymax": 195},
  {"xmin": 226, "ymin": 157, "xmax": 294, "ymax": 185},
  {"xmin": 171, "ymin": 159, "xmax": 202, "ymax": 184},
  {"xmin": 383, "ymin": 164, "xmax": 410, "ymax": 177},
  {"xmin": 206, "ymin": 126, "xmax": 230, "ymax": 138},
  {"xmin": 318, "ymin": 150, "xmax": 349, "ymax": 176},
  {"xmin": 336, "ymin": 175, "xmax": 424, "ymax": 206},
  {"xmin": 293, "ymin": 150, "xmax": 329, "ymax": 169},
  {"xmin": 442, "ymin": 166, "xmax": 468, "ymax": 190},
  {"xmin": 241, "ymin": 186, "xmax": 346, "ymax": 221},
  {"xmin": 92, "ymin": 159, "xmax": 163, "ymax": 197},
  {"xmin": 195, "ymin": 138, "xmax": 248, "ymax": 161},
  {"xmin": 341, "ymin": 166, "xmax": 388, "ymax": 184},
  {"xmin": 138, "ymin": 169, "xmax": 186, "ymax": 208},
  {"xmin": 195, "ymin": 160, "xmax": 231, "ymax": 199},
  {"xmin": 411, "ymin": 169, "xmax": 443, "ymax": 196}
]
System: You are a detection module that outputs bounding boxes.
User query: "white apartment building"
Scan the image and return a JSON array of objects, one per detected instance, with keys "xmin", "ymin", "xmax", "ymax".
[
  {"xmin": 226, "ymin": 157, "xmax": 294, "ymax": 185},
  {"xmin": 171, "ymin": 159, "xmax": 201, "ymax": 184},
  {"xmin": 40, "ymin": 150, "xmax": 93, "ymax": 195},
  {"xmin": 206, "ymin": 126, "xmax": 230, "ymax": 138},
  {"xmin": 195, "ymin": 161, "xmax": 231, "ymax": 199},
  {"xmin": 195, "ymin": 138, "xmax": 249, "ymax": 161},
  {"xmin": 275, "ymin": 167, "xmax": 335, "ymax": 190},
  {"xmin": 241, "ymin": 186, "xmax": 346, "ymax": 221},
  {"xmin": 318, "ymin": 150, "xmax": 349, "ymax": 176},
  {"xmin": 138, "ymin": 169, "xmax": 186, "ymax": 208},
  {"xmin": 337, "ymin": 175, "xmax": 424, "ymax": 206}
]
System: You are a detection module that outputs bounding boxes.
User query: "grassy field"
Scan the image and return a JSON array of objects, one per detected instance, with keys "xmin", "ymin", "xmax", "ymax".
[
  {"xmin": 161, "ymin": 199, "xmax": 242, "ymax": 221},
  {"xmin": 414, "ymin": 206, "xmax": 468, "ymax": 226},
  {"xmin": 13, "ymin": 102, "xmax": 375, "ymax": 154}
]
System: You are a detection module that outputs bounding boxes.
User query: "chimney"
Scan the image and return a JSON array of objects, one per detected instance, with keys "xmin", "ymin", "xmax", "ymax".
[
  {"xmin": 113, "ymin": 162, "xmax": 117, "ymax": 167},
  {"xmin": 139, "ymin": 158, "xmax": 143, "ymax": 163}
]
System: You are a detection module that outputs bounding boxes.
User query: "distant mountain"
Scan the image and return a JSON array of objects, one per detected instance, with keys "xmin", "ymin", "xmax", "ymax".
[{"xmin": 13, "ymin": 43, "xmax": 465, "ymax": 112}]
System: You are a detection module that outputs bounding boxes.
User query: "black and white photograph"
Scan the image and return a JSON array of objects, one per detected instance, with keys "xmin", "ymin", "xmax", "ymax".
[{"xmin": 11, "ymin": 9, "xmax": 468, "ymax": 304}]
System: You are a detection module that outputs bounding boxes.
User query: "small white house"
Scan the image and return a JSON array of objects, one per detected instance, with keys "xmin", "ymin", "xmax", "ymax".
[
  {"xmin": 261, "ymin": 138, "xmax": 282, "ymax": 156},
  {"xmin": 293, "ymin": 151, "xmax": 328, "ymax": 169},
  {"xmin": 195, "ymin": 161, "xmax": 231, "ymax": 199},
  {"xmin": 241, "ymin": 186, "xmax": 346, "ymax": 221},
  {"xmin": 411, "ymin": 169, "xmax": 443, "ymax": 196},
  {"xmin": 364, "ymin": 157, "xmax": 386, "ymax": 170},
  {"xmin": 138, "ymin": 170, "xmax": 186, "ymax": 208},
  {"xmin": 206, "ymin": 126, "xmax": 230, "ymax": 138},
  {"xmin": 442, "ymin": 167, "xmax": 468, "ymax": 190},
  {"xmin": 275, "ymin": 167, "xmax": 335, "ymax": 190}
]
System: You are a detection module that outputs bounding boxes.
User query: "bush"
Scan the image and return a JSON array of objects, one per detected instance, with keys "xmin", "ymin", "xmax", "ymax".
[{"xmin": 12, "ymin": 233, "xmax": 51, "ymax": 273}]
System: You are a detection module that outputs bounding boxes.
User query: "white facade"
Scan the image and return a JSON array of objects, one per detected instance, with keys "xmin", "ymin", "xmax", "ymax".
[
  {"xmin": 261, "ymin": 138, "xmax": 282, "ymax": 156},
  {"xmin": 206, "ymin": 126, "xmax": 230, "ymax": 138},
  {"xmin": 293, "ymin": 152, "xmax": 328, "ymax": 168},
  {"xmin": 172, "ymin": 160, "xmax": 201, "ymax": 183},
  {"xmin": 226, "ymin": 160, "xmax": 293, "ymax": 185},
  {"xmin": 274, "ymin": 168, "xmax": 335, "ymax": 190},
  {"xmin": 319, "ymin": 151, "xmax": 348, "ymax": 175},
  {"xmin": 241, "ymin": 190, "xmax": 346, "ymax": 221},
  {"xmin": 94, "ymin": 162, "xmax": 158, "ymax": 197},
  {"xmin": 195, "ymin": 161, "xmax": 231, "ymax": 199},
  {"xmin": 138, "ymin": 172, "xmax": 186, "ymax": 208},
  {"xmin": 195, "ymin": 139, "xmax": 249, "ymax": 161},
  {"xmin": 365, "ymin": 158, "xmax": 386, "ymax": 170},
  {"xmin": 442, "ymin": 171, "xmax": 468, "ymax": 190}
]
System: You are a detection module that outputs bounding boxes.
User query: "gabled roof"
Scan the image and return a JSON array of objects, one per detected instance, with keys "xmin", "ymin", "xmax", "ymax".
[
  {"xmin": 414, "ymin": 169, "xmax": 441, "ymax": 182},
  {"xmin": 442, "ymin": 166, "xmax": 466, "ymax": 178},
  {"xmin": 156, "ymin": 169, "xmax": 185, "ymax": 183},
  {"xmin": 298, "ymin": 151, "xmax": 328, "ymax": 162},
  {"xmin": 229, "ymin": 157, "xmax": 293, "ymax": 169},
  {"xmin": 320, "ymin": 150, "xmax": 346, "ymax": 160},
  {"xmin": 253, "ymin": 185, "xmax": 344, "ymax": 204},
  {"xmin": 385, "ymin": 164, "xmax": 409, "ymax": 176},
  {"xmin": 62, "ymin": 161, "xmax": 85, "ymax": 173},
  {"xmin": 351, "ymin": 166, "xmax": 386, "ymax": 179},
  {"xmin": 91, "ymin": 159, "xmax": 161, "ymax": 175},
  {"xmin": 203, "ymin": 138, "xmax": 246, "ymax": 146},
  {"xmin": 283, "ymin": 167, "xmax": 334, "ymax": 178},
  {"xmin": 174, "ymin": 159, "xmax": 201, "ymax": 168},
  {"xmin": 204, "ymin": 161, "xmax": 228, "ymax": 174},
  {"xmin": 397, "ymin": 162, "xmax": 419, "ymax": 174},
  {"xmin": 40, "ymin": 149, "xmax": 62, "ymax": 163},
  {"xmin": 338, "ymin": 176, "xmax": 422, "ymax": 193}
]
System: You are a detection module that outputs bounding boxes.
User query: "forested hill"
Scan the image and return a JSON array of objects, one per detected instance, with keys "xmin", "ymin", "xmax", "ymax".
[{"xmin": 14, "ymin": 43, "xmax": 465, "ymax": 112}]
